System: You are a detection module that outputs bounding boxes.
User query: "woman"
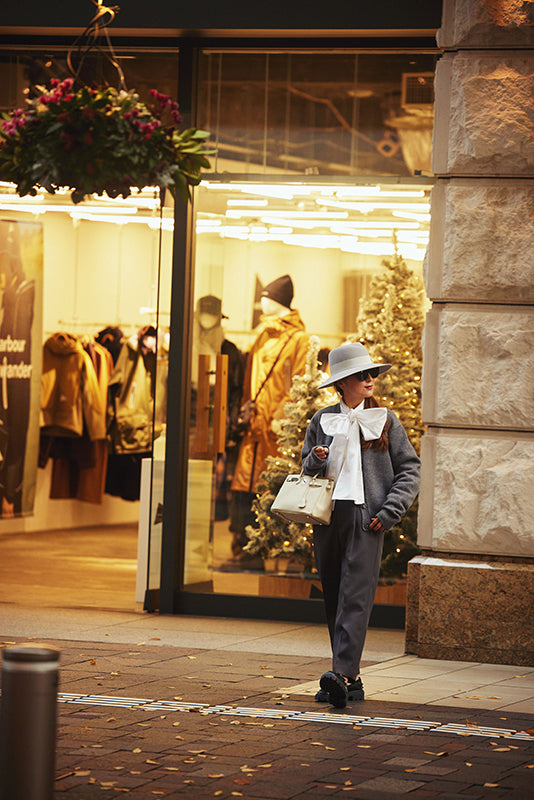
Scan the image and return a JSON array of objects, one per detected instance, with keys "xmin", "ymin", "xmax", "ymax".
[{"xmin": 302, "ymin": 342, "xmax": 420, "ymax": 708}]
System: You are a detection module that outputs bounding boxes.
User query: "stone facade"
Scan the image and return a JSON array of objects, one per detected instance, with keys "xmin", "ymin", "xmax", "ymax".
[{"xmin": 406, "ymin": 0, "xmax": 534, "ymax": 666}]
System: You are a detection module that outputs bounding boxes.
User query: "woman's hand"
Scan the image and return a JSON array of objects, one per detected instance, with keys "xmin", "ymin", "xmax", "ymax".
[
  {"xmin": 314, "ymin": 446, "xmax": 329, "ymax": 460},
  {"xmin": 369, "ymin": 517, "xmax": 385, "ymax": 533}
]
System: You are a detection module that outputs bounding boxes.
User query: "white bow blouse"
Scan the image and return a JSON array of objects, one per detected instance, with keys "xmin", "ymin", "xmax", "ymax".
[{"xmin": 319, "ymin": 400, "xmax": 387, "ymax": 504}]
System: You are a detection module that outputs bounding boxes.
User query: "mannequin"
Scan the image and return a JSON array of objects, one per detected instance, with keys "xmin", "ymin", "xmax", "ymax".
[
  {"xmin": 192, "ymin": 295, "xmax": 245, "ymax": 519},
  {"xmin": 226, "ymin": 274, "xmax": 309, "ymax": 567}
]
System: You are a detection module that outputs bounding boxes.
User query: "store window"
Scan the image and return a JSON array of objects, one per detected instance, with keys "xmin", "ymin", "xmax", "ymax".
[
  {"xmin": 199, "ymin": 51, "xmax": 436, "ymax": 176},
  {"xmin": 0, "ymin": 51, "xmax": 178, "ymax": 609},
  {"xmin": 183, "ymin": 49, "xmax": 434, "ymax": 602}
]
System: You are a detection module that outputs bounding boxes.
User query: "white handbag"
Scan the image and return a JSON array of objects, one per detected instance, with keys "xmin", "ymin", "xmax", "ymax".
[{"xmin": 271, "ymin": 473, "xmax": 335, "ymax": 526}]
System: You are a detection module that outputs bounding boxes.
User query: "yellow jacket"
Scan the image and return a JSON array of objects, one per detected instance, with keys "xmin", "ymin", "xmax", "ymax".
[{"xmin": 231, "ymin": 309, "xmax": 309, "ymax": 493}]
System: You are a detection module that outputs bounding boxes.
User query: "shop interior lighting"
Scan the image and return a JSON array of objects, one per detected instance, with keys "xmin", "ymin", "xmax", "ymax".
[
  {"xmin": 316, "ymin": 198, "xmax": 430, "ymax": 213},
  {"xmin": 226, "ymin": 199, "xmax": 269, "ymax": 207},
  {"xmin": 225, "ymin": 209, "xmax": 349, "ymax": 220},
  {"xmin": 392, "ymin": 210, "xmax": 431, "ymax": 222}
]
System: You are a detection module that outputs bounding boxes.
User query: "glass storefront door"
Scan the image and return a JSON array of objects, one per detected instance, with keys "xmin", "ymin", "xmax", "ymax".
[
  {"xmin": 175, "ymin": 47, "xmax": 435, "ymax": 607},
  {"xmin": 182, "ymin": 175, "xmax": 431, "ymax": 601}
]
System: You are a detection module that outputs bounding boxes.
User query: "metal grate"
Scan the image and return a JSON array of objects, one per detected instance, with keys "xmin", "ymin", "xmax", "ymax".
[{"xmin": 401, "ymin": 73, "xmax": 435, "ymax": 108}]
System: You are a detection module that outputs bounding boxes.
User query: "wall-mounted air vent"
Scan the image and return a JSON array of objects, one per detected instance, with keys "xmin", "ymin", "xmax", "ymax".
[{"xmin": 401, "ymin": 73, "xmax": 435, "ymax": 109}]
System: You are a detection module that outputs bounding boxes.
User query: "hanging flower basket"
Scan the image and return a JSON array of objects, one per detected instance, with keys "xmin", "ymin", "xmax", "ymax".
[{"xmin": 0, "ymin": 78, "xmax": 213, "ymax": 204}]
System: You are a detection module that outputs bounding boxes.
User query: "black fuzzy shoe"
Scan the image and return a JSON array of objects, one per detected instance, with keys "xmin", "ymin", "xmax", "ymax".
[
  {"xmin": 315, "ymin": 676, "xmax": 365, "ymax": 704},
  {"xmin": 347, "ymin": 677, "xmax": 365, "ymax": 701},
  {"xmin": 319, "ymin": 671, "xmax": 348, "ymax": 708}
]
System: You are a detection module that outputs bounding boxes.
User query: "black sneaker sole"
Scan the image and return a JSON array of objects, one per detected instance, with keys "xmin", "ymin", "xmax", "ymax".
[{"xmin": 319, "ymin": 672, "xmax": 348, "ymax": 708}]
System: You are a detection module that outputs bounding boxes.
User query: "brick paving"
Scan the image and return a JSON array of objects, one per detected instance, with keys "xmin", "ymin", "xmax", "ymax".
[{"xmin": 2, "ymin": 637, "xmax": 533, "ymax": 799}]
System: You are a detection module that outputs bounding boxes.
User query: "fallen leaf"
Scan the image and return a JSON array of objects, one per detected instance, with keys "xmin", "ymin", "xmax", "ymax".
[
  {"xmin": 357, "ymin": 745, "xmax": 371, "ymax": 749},
  {"xmin": 340, "ymin": 767, "xmax": 351, "ymax": 772},
  {"xmin": 488, "ymin": 696, "xmax": 502, "ymax": 700},
  {"xmin": 492, "ymin": 748, "xmax": 511, "ymax": 752},
  {"xmin": 311, "ymin": 742, "xmax": 325, "ymax": 746},
  {"xmin": 484, "ymin": 783, "xmax": 499, "ymax": 788},
  {"xmin": 172, "ymin": 722, "xmax": 180, "ymax": 727},
  {"xmin": 110, "ymin": 672, "xmax": 120, "ymax": 676},
  {"xmin": 325, "ymin": 746, "xmax": 336, "ymax": 751},
  {"xmin": 526, "ymin": 765, "xmax": 534, "ymax": 769},
  {"xmin": 107, "ymin": 717, "xmax": 116, "ymax": 722},
  {"xmin": 424, "ymin": 751, "xmax": 447, "ymax": 757},
  {"xmin": 149, "ymin": 637, "xmax": 161, "ymax": 641},
  {"xmin": 465, "ymin": 762, "xmax": 473, "ymax": 767},
  {"xmin": 74, "ymin": 771, "xmax": 91, "ymax": 777},
  {"xmin": 258, "ymin": 764, "xmax": 272, "ymax": 768},
  {"xmin": 146, "ymin": 760, "xmax": 160, "ymax": 765},
  {"xmin": 90, "ymin": 659, "xmax": 96, "ymax": 665},
  {"xmin": 209, "ymin": 774, "xmax": 225, "ymax": 779},
  {"xmin": 234, "ymin": 779, "xmax": 250, "ymax": 785},
  {"xmin": 132, "ymin": 748, "xmax": 142, "ymax": 754},
  {"xmin": 524, "ymin": 729, "xmax": 534, "ymax": 736},
  {"xmin": 165, "ymin": 767, "xmax": 179, "ymax": 772}
]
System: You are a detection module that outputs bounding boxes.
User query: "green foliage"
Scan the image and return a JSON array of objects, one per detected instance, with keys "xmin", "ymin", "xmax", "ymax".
[{"xmin": 0, "ymin": 80, "xmax": 213, "ymax": 204}]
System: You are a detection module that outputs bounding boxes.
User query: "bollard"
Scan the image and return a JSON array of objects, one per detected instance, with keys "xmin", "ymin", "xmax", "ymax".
[{"xmin": 0, "ymin": 644, "xmax": 60, "ymax": 800}]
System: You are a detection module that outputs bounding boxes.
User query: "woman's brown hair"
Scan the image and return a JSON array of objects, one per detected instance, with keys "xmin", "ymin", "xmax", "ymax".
[{"xmin": 362, "ymin": 395, "xmax": 389, "ymax": 451}]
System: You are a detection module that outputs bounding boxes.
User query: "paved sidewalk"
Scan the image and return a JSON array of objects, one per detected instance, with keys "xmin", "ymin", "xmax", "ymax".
[{"xmin": 1, "ymin": 605, "xmax": 533, "ymax": 799}]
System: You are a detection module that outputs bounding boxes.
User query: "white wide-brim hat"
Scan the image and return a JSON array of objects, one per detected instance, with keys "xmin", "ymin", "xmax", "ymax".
[{"xmin": 319, "ymin": 342, "xmax": 391, "ymax": 389}]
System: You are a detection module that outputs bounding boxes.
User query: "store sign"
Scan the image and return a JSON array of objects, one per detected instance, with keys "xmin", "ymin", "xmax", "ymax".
[{"xmin": 0, "ymin": 219, "xmax": 43, "ymax": 518}]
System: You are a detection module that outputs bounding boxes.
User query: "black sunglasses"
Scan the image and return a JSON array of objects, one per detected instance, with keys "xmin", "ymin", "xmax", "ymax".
[{"xmin": 354, "ymin": 368, "xmax": 380, "ymax": 381}]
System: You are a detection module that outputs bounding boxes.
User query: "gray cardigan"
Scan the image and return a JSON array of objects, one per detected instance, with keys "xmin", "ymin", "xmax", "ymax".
[{"xmin": 301, "ymin": 403, "xmax": 421, "ymax": 531}]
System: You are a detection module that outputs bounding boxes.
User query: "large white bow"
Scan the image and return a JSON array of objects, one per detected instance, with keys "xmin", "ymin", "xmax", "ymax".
[{"xmin": 320, "ymin": 405, "xmax": 387, "ymax": 504}]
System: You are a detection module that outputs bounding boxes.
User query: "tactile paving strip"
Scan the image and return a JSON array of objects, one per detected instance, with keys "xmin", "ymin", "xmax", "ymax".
[{"xmin": 57, "ymin": 693, "xmax": 533, "ymax": 741}]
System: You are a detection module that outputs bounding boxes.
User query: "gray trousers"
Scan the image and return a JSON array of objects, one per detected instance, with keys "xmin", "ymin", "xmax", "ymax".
[{"xmin": 313, "ymin": 500, "xmax": 384, "ymax": 679}]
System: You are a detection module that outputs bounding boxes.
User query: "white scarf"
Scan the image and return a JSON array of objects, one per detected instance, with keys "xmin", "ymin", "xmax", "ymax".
[{"xmin": 320, "ymin": 400, "xmax": 387, "ymax": 504}]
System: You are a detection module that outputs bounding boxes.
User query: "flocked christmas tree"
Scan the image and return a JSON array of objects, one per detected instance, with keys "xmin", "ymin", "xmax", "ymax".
[
  {"xmin": 350, "ymin": 241, "xmax": 426, "ymax": 577},
  {"xmin": 243, "ymin": 336, "xmax": 334, "ymax": 572},
  {"xmin": 244, "ymin": 246, "xmax": 426, "ymax": 579}
]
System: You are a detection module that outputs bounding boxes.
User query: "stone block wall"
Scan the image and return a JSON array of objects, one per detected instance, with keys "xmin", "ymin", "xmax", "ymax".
[{"xmin": 406, "ymin": 0, "xmax": 534, "ymax": 665}]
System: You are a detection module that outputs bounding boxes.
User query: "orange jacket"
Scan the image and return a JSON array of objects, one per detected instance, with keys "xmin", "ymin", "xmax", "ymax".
[
  {"xmin": 40, "ymin": 333, "xmax": 106, "ymax": 440},
  {"xmin": 231, "ymin": 309, "xmax": 309, "ymax": 493}
]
